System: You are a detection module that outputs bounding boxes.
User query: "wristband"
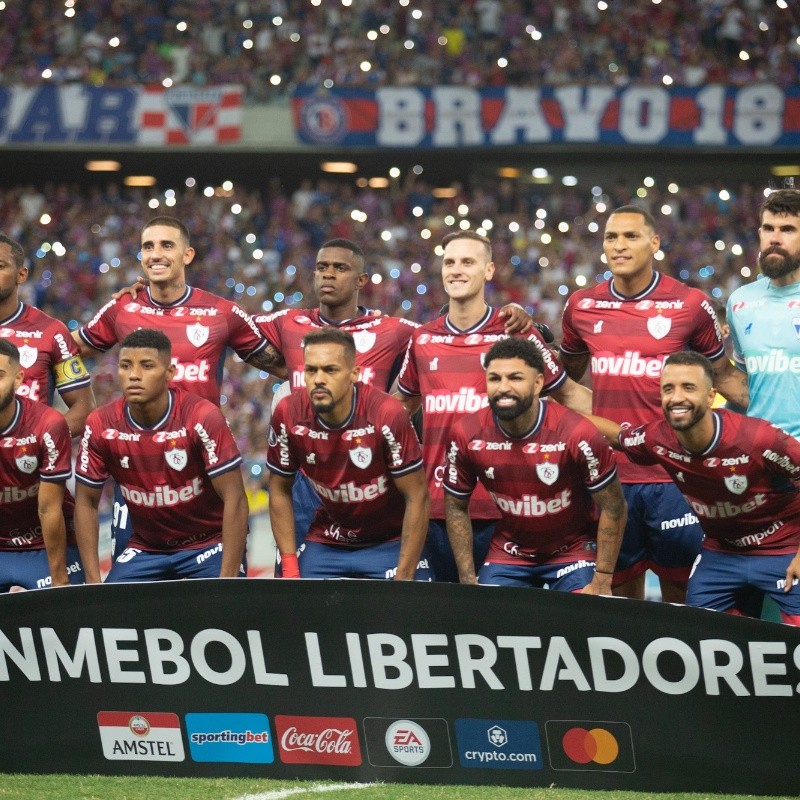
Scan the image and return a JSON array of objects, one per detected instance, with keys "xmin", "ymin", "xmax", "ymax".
[
  {"xmin": 280, "ymin": 553, "xmax": 300, "ymax": 579},
  {"xmin": 594, "ymin": 568, "xmax": 614, "ymax": 575}
]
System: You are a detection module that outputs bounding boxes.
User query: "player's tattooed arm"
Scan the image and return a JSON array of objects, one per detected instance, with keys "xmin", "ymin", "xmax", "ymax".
[
  {"xmin": 246, "ymin": 343, "xmax": 288, "ymax": 378},
  {"xmin": 445, "ymin": 493, "xmax": 478, "ymax": 585},
  {"xmin": 582, "ymin": 477, "xmax": 627, "ymax": 597},
  {"xmin": 558, "ymin": 350, "xmax": 590, "ymax": 383}
]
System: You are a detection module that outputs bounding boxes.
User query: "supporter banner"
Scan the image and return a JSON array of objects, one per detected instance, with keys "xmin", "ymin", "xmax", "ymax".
[
  {"xmin": 0, "ymin": 85, "xmax": 243, "ymax": 145},
  {"xmin": 0, "ymin": 580, "xmax": 797, "ymax": 793},
  {"xmin": 292, "ymin": 83, "xmax": 800, "ymax": 148}
]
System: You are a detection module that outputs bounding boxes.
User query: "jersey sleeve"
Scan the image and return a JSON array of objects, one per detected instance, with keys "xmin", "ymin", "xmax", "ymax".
[
  {"xmin": 570, "ymin": 417, "xmax": 618, "ymax": 492},
  {"xmin": 757, "ymin": 421, "xmax": 800, "ymax": 483},
  {"xmin": 559, "ymin": 294, "xmax": 589, "ymax": 356},
  {"xmin": 396, "ymin": 336, "xmax": 420, "ymax": 397},
  {"xmin": 442, "ymin": 420, "xmax": 479, "ymax": 500},
  {"xmin": 254, "ymin": 308, "xmax": 289, "ymax": 352},
  {"xmin": 75, "ymin": 412, "xmax": 110, "ymax": 487},
  {"xmin": 78, "ymin": 297, "xmax": 120, "ymax": 352},
  {"xmin": 266, "ymin": 397, "xmax": 298, "ymax": 477},
  {"xmin": 617, "ymin": 423, "xmax": 660, "ymax": 467},
  {"xmin": 37, "ymin": 409, "xmax": 73, "ymax": 483},
  {"xmin": 225, "ymin": 301, "xmax": 269, "ymax": 361},
  {"xmin": 688, "ymin": 290, "xmax": 726, "ymax": 361},
  {"xmin": 378, "ymin": 395, "xmax": 424, "ymax": 477},
  {"xmin": 191, "ymin": 402, "xmax": 243, "ymax": 478},
  {"xmin": 524, "ymin": 327, "xmax": 567, "ymax": 394}
]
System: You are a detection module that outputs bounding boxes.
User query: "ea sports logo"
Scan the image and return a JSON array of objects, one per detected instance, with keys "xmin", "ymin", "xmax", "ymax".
[{"xmin": 385, "ymin": 720, "xmax": 430, "ymax": 767}]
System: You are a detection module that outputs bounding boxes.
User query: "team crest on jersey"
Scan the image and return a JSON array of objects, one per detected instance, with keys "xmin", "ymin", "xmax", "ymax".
[
  {"xmin": 15, "ymin": 453, "xmax": 38, "ymax": 474},
  {"xmin": 17, "ymin": 345, "xmax": 38, "ymax": 369},
  {"xmin": 165, "ymin": 448, "xmax": 188, "ymax": 471},
  {"xmin": 186, "ymin": 322, "xmax": 209, "ymax": 347},
  {"xmin": 724, "ymin": 474, "xmax": 748, "ymax": 495},
  {"xmin": 349, "ymin": 445, "xmax": 372, "ymax": 469},
  {"xmin": 647, "ymin": 315, "xmax": 671, "ymax": 340},
  {"xmin": 536, "ymin": 462, "xmax": 559, "ymax": 485},
  {"xmin": 352, "ymin": 330, "xmax": 376, "ymax": 353}
]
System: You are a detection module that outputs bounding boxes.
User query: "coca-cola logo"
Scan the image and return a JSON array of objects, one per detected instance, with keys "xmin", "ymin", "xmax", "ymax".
[{"xmin": 275, "ymin": 716, "xmax": 361, "ymax": 765}]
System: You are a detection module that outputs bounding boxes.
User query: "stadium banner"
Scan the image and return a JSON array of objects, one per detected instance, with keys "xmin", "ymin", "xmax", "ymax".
[
  {"xmin": 0, "ymin": 579, "xmax": 797, "ymax": 792},
  {"xmin": 0, "ymin": 84, "xmax": 243, "ymax": 145},
  {"xmin": 292, "ymin": 83, "xmax": 800, "ymax": 148}
]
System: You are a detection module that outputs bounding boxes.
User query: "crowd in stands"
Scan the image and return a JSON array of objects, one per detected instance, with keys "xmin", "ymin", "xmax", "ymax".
[
  {"xmin": 0, "ymin": 1, "xmax": 798, "ymax": 101},
  {"xmin": 0, "ymin": 171, "xmax": 769, "ymax": 479}
]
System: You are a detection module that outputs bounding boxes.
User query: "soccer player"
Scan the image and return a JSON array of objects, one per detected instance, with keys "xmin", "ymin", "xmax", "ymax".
[
  {"xmin": 615, "ymin": 351, "xmax": 800, "ymax": 625},
  {"xmin": 71, "ymin": 216, "xmax": 281, "ymax": 561},
  {"xmin": 444, "ymin": 337, "xmax": 626, "ymax": 592},
  {"xmin": 74, "ymin": 329, "xmax": 249, "ymax": 583},
  {"xmin": 0, "ymin": 233, "xmax": 93, "ymax": 436},
  {"xmin": 267, "ymin": 328, "xmax": 430, "ymax": 580},
  {"xmin": 560, "ymin": 205, "xmax": 748, "ymax": 603},
  {"xmin": 0, "ymin": 339, "xmax": 84, "ymax": 591},
  {"xmin": 727, "ymin": 188, "xmax": 800, "ymax": 438},
  {"xmin": 397, "ymin": 230, "xmax": 592, "ymax": 582}
]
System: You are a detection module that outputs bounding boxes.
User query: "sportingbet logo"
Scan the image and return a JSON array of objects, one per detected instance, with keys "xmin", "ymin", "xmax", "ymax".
[
  {"xmin": 275, "ymin": 715, "xmax": 361, "ymax": 766},
  {"xmin": 119, "ymin": 477, "xmax": 204, "ymax": 508},
  {"xmin": 186, "ymin": 713, "xmax": 273, "ymax": 764},
  {"xmin": 745, "ymin": 349, "xmax": 800, "ymax": 375},
  {"xmin": 591, "ymin": 351, "xmax": 666, "ymax": 378},
  {"xmin": 425, "ymin": 388, "xmax": 488, "ymax": 414}
]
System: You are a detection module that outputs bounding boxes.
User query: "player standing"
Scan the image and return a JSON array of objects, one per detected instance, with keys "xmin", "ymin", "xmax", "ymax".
[
  {"xmin": 445, "ymin": 337, "xmax": 626, "ymax": 592},
  {"xmin": 74, "ymin": 329, "xmax": 248, "ymax": 583},
  {"xmin": 560, "ymin": 205, "xmax": 748, "ymax": 602},
  {"xmin": 267, "ymin": 329, "xmax": 430, "ymax": 580}
]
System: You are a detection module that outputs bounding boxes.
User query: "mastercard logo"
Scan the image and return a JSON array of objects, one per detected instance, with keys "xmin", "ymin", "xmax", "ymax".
[{"xmin": 561, "ymin": 726, "xmax": 619, "ymax": 765}]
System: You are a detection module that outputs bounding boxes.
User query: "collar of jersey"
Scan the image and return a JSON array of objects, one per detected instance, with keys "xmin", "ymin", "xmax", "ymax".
[
  {"xmin": 125, "ymin": 388, "xmax": 175, "ymax": 431},
  {"xmin": 0, "ymin": 301, "xmax": 25, "ymax": 326},
  {"xmin": 680, "ymin": 409, "xmax": 722, "ymax": 456},
  {"xmin": 316, "ymin": 385, "xmax": 358, "ymax": 431},
  {"xmin": 146, "ymin": 286, "xmax": 192, "ymax": 307},
  {"xmin": 609, "ymin": 271, "xmax": 661, "ymax": 301},
  {"xmin": 495, "ymin": 398, "xmax": 545, "ymax": 440},
  {"xmin": 444, "ymin": 304, "xmax": 492, "ymax": 334},
  {"xmin": 0, "ymin": 398, "xmax": 23, "ymax": 436},
  {"xmin": 318, "ymin": 307, "xmax": 369, "ymax": 326}
]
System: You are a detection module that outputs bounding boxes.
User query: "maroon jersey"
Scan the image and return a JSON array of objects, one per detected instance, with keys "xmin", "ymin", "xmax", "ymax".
[
  {"xmin": 444, "ymin": 401, "xmax": 618, "ymax": 564},
  {"xmin": 267, "ymin": 383, "xmax": 423, "ymax": 546},
  {"xmin": 561, "ymin": 272, "xmax": 724, "ymax": 483},
  {"xmin": 397, "ymin": 305, "xmax": 567, "ymax": 519},
  {"xmin": 255, "ymin": 307, "xmax": 418, "ymax": 391},
  {"xmin": 75, "ymin": 389, "xmax": 243, "ymax": 551},
  {"xmin": 1, "ymin": 301, "xmax": 90, "ymax": 405},
  {"xmin": 620, "ymin": 408, "xmax": 800, "ymax": 555},
  {"xmin": 0, "ymin": 397, "xmax": 74, "ymax": 550},
  {"xmin": 78, "ymin": 286, "xmax": 267, "ymax": 404}
]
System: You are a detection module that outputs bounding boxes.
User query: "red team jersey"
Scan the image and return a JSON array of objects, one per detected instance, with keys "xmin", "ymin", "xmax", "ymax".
[
  {"xmin": 444, "ymin": 401, "xmax": 618, "ymax": 564},
  {"xmin": 620, "ymin": 409, "xmax": 800, "ymax": 555},
  {"xmin": 397, "ymin": 306, "xmax": 567, "ymax": 519},
  {"xmin": 561, "ymin": 272, "xmax": 725, "ymax": 484},
  {"xmin": 267, "ymin": 383, "xmax": 424, "ymax": 546},
  {"xmin": 78, "ymin": 287, "xmax": 267, "ymax": 404},
  {"xmin": 255, "ymin": 307, "xmax": 418, "ymax": 391},
  {"xmin": 0, "ymin": 397, "xmax": 74, "ymax": 550},
  {"xmin": 1, "ymin": 302, "xmax": 90, "ymax": 405},
  {"xmin": 75, "ymin": 389, "xmax": 243, "ymax": 552}
]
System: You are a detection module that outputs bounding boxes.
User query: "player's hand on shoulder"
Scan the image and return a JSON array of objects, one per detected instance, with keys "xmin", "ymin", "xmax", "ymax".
[
  {"xmin": 498, "ymin": 303, "xmax": 533, "ymax": 334},
  {"xmin": 111, "ymin": 276, "xmax": 148, "ymax": 301}
]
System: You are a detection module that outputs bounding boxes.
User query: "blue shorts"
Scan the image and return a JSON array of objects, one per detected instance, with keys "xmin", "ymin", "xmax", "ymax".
[
  {"xmin": 273, "ymin": 472, "xmax": 322, "ymax": 578},
  {"xmin": 479, "ymin": 559, "xmax": 596, "ymax": 591},
  {"xmin": 0, "ymin": 545, "xmax": 84, "ymax": 592},
  {"xmin": 426, "ymin": 518, "xmax": 494, "ymax": 584},
  {"xmin": 110, "ymin": 482, "xmax": 134, "ymax": 562},
  {"xmin": 298, "ymin": 539, "xmax": 432, "ymax": 580},
  {"xmin": 105, "ymin": 543, "xmax": 246, "ymax": 583},
  {"xmin": 687, "ymin": 548, "xmax": 800, "ymax": 620},
  {"xmin": 615, "ymin": 482, "xmax": 704, "ymax": 584}
]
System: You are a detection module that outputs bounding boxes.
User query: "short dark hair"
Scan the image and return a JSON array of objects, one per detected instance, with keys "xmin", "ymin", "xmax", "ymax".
[
  {"xmin": 302, "ymin": 327, "xmax": 356, "ymax": 362},
  {"xmin": 441, "ymin": 230, "xmax": 492, "ymax": 260},
  {"xmin": 143, "ymin": 216, "xmax": 191, "ymax": 245},
  {"xmin": 484, "ymin": 337, "xmax": 545, "ymax": 373},
  {"xmin": 320, "ymin": 238, "xmax": 364, "ymax": 259},
  {"xmin": 609, "ymin": 205, "xmax": 657, "ymax": 230},
  {"xmin": 760, "ymin": 189, "xmax": 800, "ymax": 222},
  {"xmin": 0, "ymin": 233, "xmax": 25, "ymax": 269},
  {"xmin": 0, "ymin": 338, "xmax": 21, "ymax": 365},
  {"xmin": 663, "ymin": 351, "xmax": 713, "ymax": 384},
  {"xmin": 120, "ymin": 328, "xmax": 173, "ymax": 357}
]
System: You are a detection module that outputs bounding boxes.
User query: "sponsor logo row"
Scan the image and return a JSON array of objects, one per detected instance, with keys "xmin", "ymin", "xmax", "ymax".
[{"xmin": 97, "ymin": 712, "xmax": 635, "ymax": 773}]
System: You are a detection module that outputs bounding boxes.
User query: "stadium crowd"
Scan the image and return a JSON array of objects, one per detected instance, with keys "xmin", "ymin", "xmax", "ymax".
[
  {"xmin": 0, "ymin": 0, "xmax": 797, "ymax": 100},
  {"xmin": 0, "ymin": 173, "xmax": 767, "ymax": 474}
]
